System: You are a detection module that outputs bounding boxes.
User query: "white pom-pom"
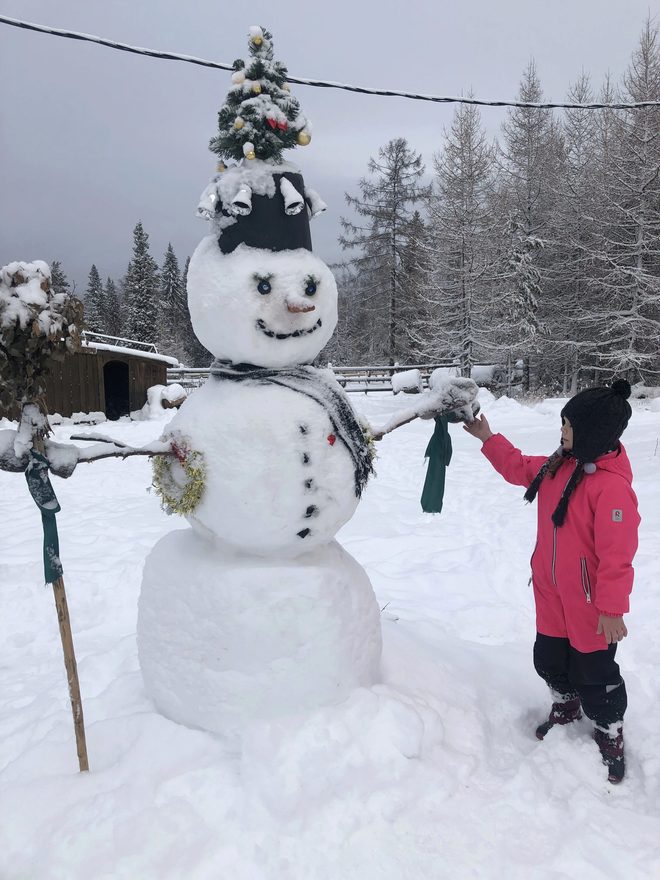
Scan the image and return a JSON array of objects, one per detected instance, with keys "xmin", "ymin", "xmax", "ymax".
[
  {"xmin": 231, "ymin": 185, "xmax": 253, "ymax": 216},
  {"xmin": 231, "ymin": 70, "xmax": 246, "ymax": 85},
  {"xmin": 584, "ymin": 463, "xmax": 597, "ymax": 474},
  {"xmin": 280, "ymin": 178, "xmax": 305, "ymax": 216}
]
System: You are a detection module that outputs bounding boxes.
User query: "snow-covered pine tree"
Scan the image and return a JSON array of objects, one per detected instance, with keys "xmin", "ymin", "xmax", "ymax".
[
  {"xmin": 340, "ymin": 138, "xmax": 430, "ymax": 364},
  {"xmin": 83, "ymin": 264, "xmax": 104, "ymax": 333},
  {"xmin": 425, "ymin": 100, "xmax": 499, "ymax": 376},
  {"xmin": 497, "ymin": 61, "xmax": 564, "ymax": 388},
  {"xmin": 103, "ymin": 278, "xmax": 122, "ymax": 338},
  {"xmin": 123, "ymin": 221, "xmax": 160, "ymax": 345},
  {"xmin": 210, "ymin": 25, "xmax": 310, "ymax": 164},
  {"xmin": 499, "ymin": 219, "xmax": 544, "ymax": 387},
  {"xmin": 551, "ymin": 73, "xmax": 602, "ymax": 392},
  {"xmin": 397, "ymin": 210, "xmax": 434, "ymax": 362},
  {"xmin": 322, "ymin": 262, "xmax": 378, "ymax": 365},
  {"xmin": 49, "ymin": 261, "xmax": 71, "ymax": 297},
  {"xmin": 588, "ymin": 20, "xmax": 660, "ymax": 382},
  {"xmin": 158, "ymin": 243, "xmax": 189, "ymax": 362}
]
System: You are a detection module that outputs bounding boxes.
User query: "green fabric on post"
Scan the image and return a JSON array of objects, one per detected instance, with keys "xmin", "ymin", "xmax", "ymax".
[
  {"xmin": 25, "ymin": 449, "xmax": 63, "ymax": 585},
  {"xmin": 421, "ymin": 415, "xmax": 453, "ymax": 514}
]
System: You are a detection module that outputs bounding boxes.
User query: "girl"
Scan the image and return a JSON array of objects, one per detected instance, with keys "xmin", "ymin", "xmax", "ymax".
[{"xmin": 464, "ymin": 380, "xmax": 640, "ymax": 784}]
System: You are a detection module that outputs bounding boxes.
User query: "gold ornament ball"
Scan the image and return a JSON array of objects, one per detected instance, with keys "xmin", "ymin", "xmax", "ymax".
[
  {"xmin": 297, "ymin": 131, "xmax": 312, "ymax": 146},
  {"xmin": 282, "ymin": 82, "xmax": 290, "ymax": 92},
  {"xmin": 234, "ymin": 117, "xmax": 245, "ymax": 130},
  {"xmin": 252, "ymin": 35, "xmax": 263, "ymax": 46},
  {"xmin": 246, "ymin": 150, "xmax": 256, "ymax": 160},
  {"xmin": 216, "ymin": 161, "xmax": 227, "ymax": 172},
  {"xmin": 252, "ymin": 83, "xmax": 262, "ymax": 95}
]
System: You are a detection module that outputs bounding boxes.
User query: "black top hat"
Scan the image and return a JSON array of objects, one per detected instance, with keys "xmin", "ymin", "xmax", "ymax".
[{"xmin": 217, "ymin": 171, "xmax": 312, "ymax": 254}]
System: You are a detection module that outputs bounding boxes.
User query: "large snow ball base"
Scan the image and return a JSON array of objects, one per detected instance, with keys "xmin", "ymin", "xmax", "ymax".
[{"xmin": 137, "ymin": 529, "xmax": 382, "ymax": 736}]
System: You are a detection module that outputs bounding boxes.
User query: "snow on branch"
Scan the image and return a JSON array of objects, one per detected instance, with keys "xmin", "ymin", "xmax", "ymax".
[{"xmin": 370, "ymin": 378, "xmax": 479, "ymax": 440}]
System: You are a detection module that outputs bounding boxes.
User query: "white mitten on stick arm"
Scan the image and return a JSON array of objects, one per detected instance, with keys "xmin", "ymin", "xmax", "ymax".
[
  {"xmin": 371, "ymin": 378, "xmax": 479, "ymax": 439},
  {"xmin": 417, "ymin": 378, "xmax": 480, "ymax": 422},
  {"xmin": 0, "ymin": 429, "xmax": 29, "ymax": 472}
]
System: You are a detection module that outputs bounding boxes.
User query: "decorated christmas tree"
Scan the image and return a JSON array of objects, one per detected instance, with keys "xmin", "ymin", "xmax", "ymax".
[{"xmin": 209, "ymin": 25, "xmax": 312, "ymax": 164}]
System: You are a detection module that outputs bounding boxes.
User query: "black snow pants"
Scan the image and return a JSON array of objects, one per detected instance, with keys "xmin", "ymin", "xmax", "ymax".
[{"xmin": 533, "ymin": 633, "xmax": 627, "ymax": 728}]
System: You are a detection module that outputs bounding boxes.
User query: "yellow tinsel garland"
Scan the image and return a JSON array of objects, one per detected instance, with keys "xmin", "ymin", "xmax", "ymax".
[{"xmin": 152, "ymin": 439, "xmax": 206, "ymax": 516}]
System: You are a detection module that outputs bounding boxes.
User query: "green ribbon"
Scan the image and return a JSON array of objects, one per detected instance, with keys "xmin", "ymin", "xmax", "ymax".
[
  {"xmin": 24, "ymin": 449, "xmax": 63, "ymax": 585},
  {"xmin": 421, "ymin": 415, "xmax": 453, "ymax": 514}
]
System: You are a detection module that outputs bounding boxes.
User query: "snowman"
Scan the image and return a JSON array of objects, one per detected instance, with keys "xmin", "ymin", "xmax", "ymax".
[{"xmin": 137, "ymin": 27, "xmax": 478, "ymax": 736}]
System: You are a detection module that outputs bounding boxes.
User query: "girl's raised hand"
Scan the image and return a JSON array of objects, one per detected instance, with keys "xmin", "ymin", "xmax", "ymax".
[{"xmin": 463, "ymin": 414, "xmax": 494, "ymax": 444}]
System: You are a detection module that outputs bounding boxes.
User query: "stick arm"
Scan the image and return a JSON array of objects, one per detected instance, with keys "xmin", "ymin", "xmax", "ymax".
[
  {"xmin": 0, "ymin": 428, "xmax": 173, "ymax": 477},
  {"xmin": 370, "ymin": 378, "xmax": 480, "ymax": 441}
]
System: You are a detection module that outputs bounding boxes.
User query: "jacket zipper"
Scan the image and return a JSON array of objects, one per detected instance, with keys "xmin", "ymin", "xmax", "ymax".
[
  {"xmin": 580, "ymin": 557, "xmax": 592, "ymax": 604},
  {"xmin": 528, "ymin": 539, "xmax": 539, "ymax": 586}
]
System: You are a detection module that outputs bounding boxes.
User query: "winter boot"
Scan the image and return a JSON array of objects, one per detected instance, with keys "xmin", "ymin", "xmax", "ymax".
[
  {"xmin": 535, "ymin": 695, "xmax": 582, "ymax": 740},
  {"xmin": 593, "ymin": 726, "xmax": 625, "ymax": 784}
]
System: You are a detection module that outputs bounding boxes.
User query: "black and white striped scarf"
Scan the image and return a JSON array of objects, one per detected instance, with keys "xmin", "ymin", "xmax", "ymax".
[{"xmin": 210, "ymin": 360, "xmax": 374, "ymax": 497}]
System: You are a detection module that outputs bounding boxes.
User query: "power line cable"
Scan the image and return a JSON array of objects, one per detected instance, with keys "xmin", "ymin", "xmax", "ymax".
[{"xmin": 2, "ymin": 14, "xmax": 660, "ymax": 111}]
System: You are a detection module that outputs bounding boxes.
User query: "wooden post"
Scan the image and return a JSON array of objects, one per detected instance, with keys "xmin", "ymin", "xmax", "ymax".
[
  {"xmin": 32, "ymin": 425, "xmax": 89, "ymax": 773},
  {"xmin": 52, "ymin": 575, "xmax": 89, "ymax": 772}
]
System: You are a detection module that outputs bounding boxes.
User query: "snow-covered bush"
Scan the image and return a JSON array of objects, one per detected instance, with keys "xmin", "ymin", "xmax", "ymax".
[
  {"xmin": 429, "ymin": 366, "xmax": 460, "ymax": 389},
  {"xmin": 133, "ymin": 384, "xmax": 188, "ymax": 421},
  {"xmin": 0, "ymin": 261, "xmax": 83, "ymax": 409},
  {"xmin": 392, "ymin": 369, "xmax": 423, "ymax": 394}
]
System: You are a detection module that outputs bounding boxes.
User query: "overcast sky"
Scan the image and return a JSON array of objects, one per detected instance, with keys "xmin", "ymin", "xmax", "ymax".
[{"xmin": 1, "ymin": 0, "xmax": 656, "ymax": 293}]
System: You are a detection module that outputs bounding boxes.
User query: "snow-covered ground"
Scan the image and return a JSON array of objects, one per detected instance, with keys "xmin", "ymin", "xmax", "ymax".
[{"xmin": 1, "ymin": 389, "xmax": 659, "ymax": 880}]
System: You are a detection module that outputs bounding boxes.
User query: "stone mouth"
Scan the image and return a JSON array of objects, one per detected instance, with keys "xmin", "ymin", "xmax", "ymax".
[{"xmin": 256, "ymin": 317, "xmax": 322, "ymax": 340}]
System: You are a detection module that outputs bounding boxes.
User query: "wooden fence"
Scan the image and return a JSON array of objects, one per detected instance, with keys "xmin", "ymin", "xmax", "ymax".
[{"xmin": 167, "ymin": 363, "xmax": 460, "ymax": 393}]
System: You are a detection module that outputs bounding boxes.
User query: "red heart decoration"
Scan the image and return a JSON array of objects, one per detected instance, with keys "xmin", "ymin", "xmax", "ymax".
[
  {"xmin": 327, "ymin": 434, "xmax": 336, "ymax": 446},
  {"xmin": 266, "ymin": 118, "xmax": 277, "ymax": 129},
  {"xmin": 277, "ymin": 120, "xmax": 288, "ymax": 131}
]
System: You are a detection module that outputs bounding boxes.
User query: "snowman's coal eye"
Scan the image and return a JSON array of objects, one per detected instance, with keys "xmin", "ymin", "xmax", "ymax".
[
  {"xmin": 256, "ymin": 278, "xmax": 272, "ymax": 295},
  {"xmin": 304, "ymin": 278, "xmax": 318, "ymax": 297}
]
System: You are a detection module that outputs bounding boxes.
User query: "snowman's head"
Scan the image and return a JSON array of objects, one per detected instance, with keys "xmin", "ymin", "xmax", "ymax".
[{"xmin": 188, "ymin": 238, "xmax": 338, "ymax": 368}]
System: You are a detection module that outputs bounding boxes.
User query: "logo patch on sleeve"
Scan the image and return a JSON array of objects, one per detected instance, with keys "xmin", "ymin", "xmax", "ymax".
[{"xmin": 612, "ymin": 509, "xmax": 623, "ymax": 522}]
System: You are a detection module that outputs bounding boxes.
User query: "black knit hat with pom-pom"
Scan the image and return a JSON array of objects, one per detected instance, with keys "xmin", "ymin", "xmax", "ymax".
[
  {"xmin": 524, "ymin": 380, "xmax": 632, "ymax": 527},
  {"xmin": 561, "ymin": 379, "xmax": 632, "ymax": 464}
]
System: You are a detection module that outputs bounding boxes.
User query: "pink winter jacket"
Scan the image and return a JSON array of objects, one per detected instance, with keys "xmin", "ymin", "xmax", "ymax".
[{"xmin": 482, "ymin": 434, "xmax": 640, "ymax": 652}]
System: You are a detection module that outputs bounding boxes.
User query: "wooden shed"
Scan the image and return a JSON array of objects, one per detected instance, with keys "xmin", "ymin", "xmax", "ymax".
[{"xmin": 0, "ymin": 336, "xmax": 179, "ymax": 422}]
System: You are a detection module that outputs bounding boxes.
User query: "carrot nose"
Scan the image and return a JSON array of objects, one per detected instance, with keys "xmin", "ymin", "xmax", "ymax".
[{"xmin": 286, "ymin": 300, "xmax": 315, "ymax": 313}]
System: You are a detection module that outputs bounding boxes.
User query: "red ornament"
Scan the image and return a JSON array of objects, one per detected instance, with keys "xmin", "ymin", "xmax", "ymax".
[
  {"xmin": 277, "ymin": 120, "xmax": 288, "ymax": 131},
  {"xmin": 266, "ymin": 118, "xmax": 277, "ymax": 129},
  {"xmin": 171, "ymin": 441, "xmax": 187, "ymax": 463},
  {"xmin": 327, "ymin": 434, "xmax": 336, "ymax": 446}
]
